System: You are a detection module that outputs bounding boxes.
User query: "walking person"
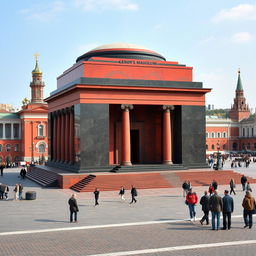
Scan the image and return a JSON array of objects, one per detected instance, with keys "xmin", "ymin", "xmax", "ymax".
[
  {"xmin": 0, "ymin": 164, "xmax": 4, "ymax": 176},
  {"xmin": 119, "ymin": 186, "xmax": 125, "ymax": 201},
  {"xmin": 94, "ymin": 188, "xmax": 100, "ymax": 206},
  {"xmin": 130, "ymin": 185, "xmax": 137, "ymax": 204},
  {"xmin": 186, "ymin": 188, "xmax": 198, "ymax": 221},
  {"xmin": 246, "ymin": 181, "xmax": 252, "ymax": 192},
  {"xmin": 241, "ymin": 175, "xmax": 247, "ymax": 191},
  {"xmin": 230, "ymin": 178, "xmax": 236, "ymax": 195},
  {"xmin": 13, "ymin": 184, "xmax": 19, "ymax": 201},
  {"xmin": 18, "ymin": 183, "xmax": 23, "ymax": 200},
  {"xmin": 222, "ymin": 190, "xmax": 234, "ymax": 230},
  {"xmin": 209, "ymin": 190, "xmax": 223, "ymax": 230},
  {"xmin": 4, "ymin": 185, "xmax": 9, "ymax": 200},
  {"xmin": 68, "ymin": 194, "xmax": 79, "ymax": 223},
  {"xmin": 242, "ymin": 191, "xmax": 256, "ymax": 229},
  {"xmin": 199, "ymin": 191, "xmax": 209, "ymax": 225}
]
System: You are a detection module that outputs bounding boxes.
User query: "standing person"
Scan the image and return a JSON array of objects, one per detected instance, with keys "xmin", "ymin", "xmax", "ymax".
[
  {"xmin": 246, "ymin": 181, "xmax": 252, "ymax": 192},
  {"xmin": 212, "ymin": 180, "xmax": 218, "ymax": 190},
  {"xmin": 242, "ymin": 191, "xmax": 256, "ymax": 229},
  {"xmin": 0, "ymin": 164, "xmax": 4, "ymax": 176},
  {"xmin": 182, "ymin": 181, "xmax": 189, "ymax": 197},
  {"xmin": 94, "ymin": 188, "xmax": 100, "ymax": 206},
  {"xmin": 186, "ymin": 188, "xmax": 198, "ymax": 221},
  {"xmin": 208, "ymin": 184, "xmax": 214, "ymax": 196},
  {"xmin": 209, "ymin": 190, "xmax": 223, "ymax": 230},
  {"xmin": 0, "ymin": 183, "xmax": 4, "ymax": 199},
  {"xmin": 230, "ymin": 178, "xmax": 236, "ymax": 195},
  {"xmin": 130, "ymin": 185, "xmax": 137, "ymax": 204},
  {"xmin": 4, "ymin": 185, "xmax": 9, "ymax": 200},
  {"xmin": 20, "ymin": 168, "xmax": 27, "ymax": 179},
  {"xmin": 119, "ymin": 186, "xmax": 125, "ymax": 201},
  {"xmin": 241, "ymin": 175, "xmax": 247, "ymax": 191},
  {"xmin": 199, "ymin": 191, "xmax": 209, "ymax": 225},
  {"xmin": 18, "ymin": 183, "xmax": 23, "ymax": 200},
  {"xmin": 222, "ymin": 190, "xmax": 234, "ymax": 230},
  {"xmin": 68, "ymin": 194, "xmax": 79, "ymax": 223},
  {"xmin": 13, "ymin": 184, "xmax": 19, "ymax": 200}
]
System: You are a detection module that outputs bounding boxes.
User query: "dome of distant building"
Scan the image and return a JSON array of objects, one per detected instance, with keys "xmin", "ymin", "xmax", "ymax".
[{"xmin": 76, "ymin": 42, "xmax": 166, "ymax": 62}]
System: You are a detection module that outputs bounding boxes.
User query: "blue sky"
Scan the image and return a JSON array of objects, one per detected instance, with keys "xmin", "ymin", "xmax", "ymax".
[{"xmin": 1, "ymin": 0, "xmax": 256, "ymax": 110}]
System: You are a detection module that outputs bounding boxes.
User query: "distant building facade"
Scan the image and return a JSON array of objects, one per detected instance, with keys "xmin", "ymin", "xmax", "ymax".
[
  {"xmin": 206, "ymin": 70, "xmax": 256, "ymax": 154},
  {"xmin": 0, "ymin": 57, "xmax": 48, "ymax": 165}
]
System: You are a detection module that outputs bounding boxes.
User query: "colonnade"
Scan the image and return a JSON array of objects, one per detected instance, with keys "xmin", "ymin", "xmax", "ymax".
[
  {"xmin": 120, "ymin": 104, "xmax": 174, "ymax": 166},
  {"xmin": 51, "ymin": 107, "xmax": 74, "ymax": 164}
]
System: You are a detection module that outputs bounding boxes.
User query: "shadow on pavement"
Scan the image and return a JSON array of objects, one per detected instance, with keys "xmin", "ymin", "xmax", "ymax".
[{"xmin": 34, "ymin": 219, "xmax": 69, "ymax": 223}]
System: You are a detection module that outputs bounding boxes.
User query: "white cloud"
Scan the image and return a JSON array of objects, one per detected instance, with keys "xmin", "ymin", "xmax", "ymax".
[
  {"xmin": 20, "ymin": 1, "xmax": 65, "ymax": 22},
  {"xmin": 212, "ymin": 4, "xmax": 256, "ymax": 22},
  {"xmin": 74, "ymin": 0, "xmax": 138, "ymax": 11},
  {"xmin": 231, "ymin": 32, "xmax": 253, "ymax": 44}
]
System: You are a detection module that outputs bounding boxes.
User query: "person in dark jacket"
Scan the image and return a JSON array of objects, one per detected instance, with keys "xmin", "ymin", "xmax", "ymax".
[
  {"xmin": 0, "ymin": 164, "xmax": 5, "ymax": 176},
  {"xmin": 119, "ymin": 186, "xmax": 125, "ymax": 201},
  {"xmin": 241, "ymin": 175, "xmax": 247, "ymax": 191},
  {"xmin": 130, "ymin": 185, "xmax": 137, "ymax": 204},
  {"xmin": 68, "ymin": 194, "xmax": 79, "ymax": 222},
  {"xmin": 222, "ymin": 190, "xmax": 234, "ymax": 230},
  {"xmin": 200, "ymin": 191, "xmax": 209, "ymax": 225},
  {"xmin": 229, "ymin": 179, "xmax": 236, "ymax": 195},
  {"xmin": 209, "ymin": 190, "xmax": 223, "ymax": 230},
  {"xmin": 94, "ymin": 188, "xmax": 100, "ymax": 206}
]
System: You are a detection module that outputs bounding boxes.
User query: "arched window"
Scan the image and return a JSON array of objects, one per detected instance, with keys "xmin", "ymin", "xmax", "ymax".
[
  {"xmin": 223, "ymin": 144, "xmax": 226, "ymax": 150},
  {"xmin": 6, "ymin": 144, "xmax": 11, "ymax": 152},
  {"xmin": 0, "ymin": 144, "xmax": 2, "ymax": 152},
  {"xmin": 39, "ymin": 144, "xmax": 45, "ymax": 153},
  {"xmin": 217, "ymin": 132, "xmax": 221, "ymax": 138},
  {"xmin": 38, "ymin": 124, "xmax": 44, "ymax": 137},
  {"xmin": 212, "ymin": 144, "xmax": 215, "ymax": 150},
  {"xmin": 206, "ymin": 144, "xmax": 208, "ymax": 150},
  {"xmin": 14, "ymin": 144, "xmax": 19, "ymax": 152},
  {"xmin": 211, "ymin": 133, "xmax": 215, "ymax": 138},
  {"xmin": 223, "ymin": 132, "xmax": 226, "ymax": 138}
]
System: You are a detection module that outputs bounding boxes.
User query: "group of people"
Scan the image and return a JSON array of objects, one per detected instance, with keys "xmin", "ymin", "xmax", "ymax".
[
  {"xmin": 68, "ymin": 185, "xmax": 138, "ymax": 222},
  {"xmin": 0, "ymin": 183, "xmax": 23, "ymax": 200},
  {"xmin": 185, "ymin": 178, "xmax": 256, "ymax": 230}
]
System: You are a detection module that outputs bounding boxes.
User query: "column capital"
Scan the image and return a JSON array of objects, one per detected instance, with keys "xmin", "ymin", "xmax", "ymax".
[
  {"xmin": 121, "ymin": 104, "xmax": 133, "ymax": 111},
  {"xmin": 163, "ymin": 105, "xmax": 174, "ymax": 112}
]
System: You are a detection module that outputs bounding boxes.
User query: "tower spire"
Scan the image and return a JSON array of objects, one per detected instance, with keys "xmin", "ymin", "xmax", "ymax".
[
  {"xmin": 236, "ymin": 68, "xmax": 243, "ymax": 91},
  {"xmin": 32, "ymin": 53, "xmax": 42, "ymax": 74}
]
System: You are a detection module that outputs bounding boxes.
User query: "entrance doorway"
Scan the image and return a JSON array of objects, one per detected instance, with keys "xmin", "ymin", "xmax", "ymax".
[{"xmin": 130, "ymin": 129, "xmax": 140, "ymax": 164}]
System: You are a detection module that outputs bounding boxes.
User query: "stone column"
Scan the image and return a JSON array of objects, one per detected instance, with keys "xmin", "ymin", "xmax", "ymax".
[
  {"xmin": 11, "ymin": 123, "xmax": 14, "ymax": 139},
  {"xmin": 162, "ymin": 105, "xmax": 174, "ymax": 165},
  {"xmin": 60, "ymin": 110, "xmax": 65, "ymax": 162},
  {"xmin": 65, "ymin": 108, "xmax": 70, "ymax": 163},
  {"xmin": 69, "ymin": 107, "xmax": 74, "ymax": 164},
  {"xmin": 3, "ymin": 123, "xmax": 6, "ymax": 139},
  {"xmin": 53, "ymin": 112, "xmax": 57, "ymax": 161},
  {"xmin": 56, "ymin": 111, "xmax": 61, "ymax": 162},
  {"xmin": 121, "ymin": 104, "xmax": 133, "ymax": 166}
]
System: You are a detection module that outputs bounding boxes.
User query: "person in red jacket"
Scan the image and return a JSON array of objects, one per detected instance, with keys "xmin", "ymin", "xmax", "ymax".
[{"xmin": 186, "ymin": 188, "xmax": 198, "ymax": 221}]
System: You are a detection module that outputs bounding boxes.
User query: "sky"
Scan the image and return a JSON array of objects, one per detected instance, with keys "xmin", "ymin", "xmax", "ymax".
[{"xmin": 0, "ymin": 0, "xmax": 256, "ymax": 111}]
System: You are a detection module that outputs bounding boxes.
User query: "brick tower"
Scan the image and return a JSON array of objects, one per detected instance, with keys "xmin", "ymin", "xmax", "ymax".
[{"xmin": 230, "ymin": 69, "xmax": 250, "ymax": 122}]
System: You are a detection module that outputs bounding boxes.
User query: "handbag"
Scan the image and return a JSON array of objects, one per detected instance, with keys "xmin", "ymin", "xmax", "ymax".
[{"xmin": 185, "ymin": 200, "xmax": 188, "ymax": 205}]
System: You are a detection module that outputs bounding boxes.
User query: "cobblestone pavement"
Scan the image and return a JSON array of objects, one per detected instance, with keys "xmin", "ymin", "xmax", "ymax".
[{"xmin": 1, "ymin": 164, "xmax": 256, "ymax": 255}]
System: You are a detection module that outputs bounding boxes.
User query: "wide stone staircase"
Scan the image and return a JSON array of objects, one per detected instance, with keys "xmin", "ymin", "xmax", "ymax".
[
  {"xmin": 70, "ymin": 174, "xmax": 96, "ymax": 192},
  {"xmin": 26, "ymin": 166, "xmax": 59, "ymax": 187}
]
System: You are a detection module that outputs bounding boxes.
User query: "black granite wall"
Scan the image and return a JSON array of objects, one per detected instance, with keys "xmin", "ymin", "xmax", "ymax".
[
  {"xmin": 172, "ymin": 106, "xmax": 182, "ymax": 164},
  {"xmin": 79, "ymin": 104, "xmax": 109, "ymax": 169},
  {"xmin": 181, "ymin": 105, "xmax": 206, "ymax": 167}
]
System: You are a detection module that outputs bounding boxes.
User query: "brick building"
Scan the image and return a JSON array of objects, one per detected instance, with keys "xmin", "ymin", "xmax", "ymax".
[
  {"xmin": 206, "ymin": 70, "xmax": 255, "ymax": 154},
  {"xmin": 0, "ymin": 56, "xmax": 48, "ymax": 165}
]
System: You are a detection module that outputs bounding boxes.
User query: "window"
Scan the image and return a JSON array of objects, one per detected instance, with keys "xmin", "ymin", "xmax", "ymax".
[
  {"xmin": 223, "ymin": 132, "xmax": 226, "ymax": 138},
  {"xmin": 13, "ymin": 124, "xmax": 19, "ymax": 138},
  {"xmin": 39, "ymin": 144, "xmax": 45, "ymax": 153},
  {"xmin": 223, "ymin": 144, "xmax": 226, "ymax": 150},
  {"xmin": 242, "ymin": 128, "xmax": 245, "ymax": 137},
  {"xmin": 211, "ymin": 144, "xmax": 215, "ymax": 150},
  {"xmin": 14, "ymin": 144, "xmax": 19, "ymax": 152},
  {"xmin": 38, "ymin": 124, "xmax": 44, "ymax": 137},
  {"xmin": 5, "ymin": 124, "xmax": 11, "ymax": 138},
  {"xmin": 0, "ymin": 144, "xmax": 2, "ymax": 152},
  {"xmin": 211, "ymin": 133, "xmax": 215, "ymax": 138},
  {"xmin": 217, "ymin": 132, "xmax": 221, "ymax": 138},
  {"xmin": 6, "ymin": 144, "xmax": 11, "ymax": 152}
]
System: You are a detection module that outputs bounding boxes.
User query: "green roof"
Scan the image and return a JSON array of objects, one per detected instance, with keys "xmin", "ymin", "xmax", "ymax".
[
  {"xmin": 32, "ymin": 60, "xmax": 42, "ymax": 74},
  {"xmin": 0, "ymin": 113, "xmax": 20, "ymax": 120},
  {"xmin": 236, "ymin": 70, "xmax": 243, "ymax": 91}
]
